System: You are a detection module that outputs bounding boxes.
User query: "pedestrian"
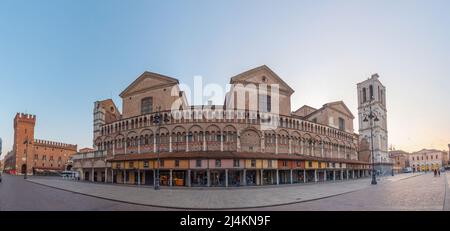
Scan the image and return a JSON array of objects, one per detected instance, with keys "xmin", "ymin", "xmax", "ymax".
[
  {"xmin": 434, "ymin": 169, "xmax": 437, "ymax": 177},
  {"xmin": 438, "ymin": 169, "xmax": 441, "ymax": 176}
]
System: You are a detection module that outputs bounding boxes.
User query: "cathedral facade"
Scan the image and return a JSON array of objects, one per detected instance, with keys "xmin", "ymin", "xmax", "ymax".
[{"xmin": 72, "ymin": 65, "xmax": 370, "ymax": 187}]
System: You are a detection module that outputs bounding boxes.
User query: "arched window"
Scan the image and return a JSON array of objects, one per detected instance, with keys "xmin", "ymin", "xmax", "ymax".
[
  {"xmin": 369, "ymin": 85, "xmax": 374, "ymax": 100},
  {"xmin": 362, "ymin": 88, "xmax": 367, "ymax": 103},
  {"xmin": 141, "ymin": 97, "xmax": 153, "ymax": 114}
]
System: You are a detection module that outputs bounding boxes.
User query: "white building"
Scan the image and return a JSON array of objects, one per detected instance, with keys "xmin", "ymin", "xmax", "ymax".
[
  {"xmin": 357, "ymin": 74, "xmax": 392, "ymax": 175},
  {"xmin": 409, "ymin": 149, "xmax": 446, "ymax": 172}
]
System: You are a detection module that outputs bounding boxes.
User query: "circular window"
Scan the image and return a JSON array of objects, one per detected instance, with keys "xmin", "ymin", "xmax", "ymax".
[{"xmin": 111, "ymin": 107, "xmax": 115, "ymax": 112}]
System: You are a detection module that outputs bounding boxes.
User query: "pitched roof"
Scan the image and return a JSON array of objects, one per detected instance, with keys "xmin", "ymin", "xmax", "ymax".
[
  {"xmin": 119, "ymin": 71, "xmax": 179, "ymax": 98},
  {"xmin": 230, "ymin": 65, "xmax": 295, "ymax": 94},
  {"xmin": 306, "ymin": 101, "xmax": 355, "ymax": 119}
]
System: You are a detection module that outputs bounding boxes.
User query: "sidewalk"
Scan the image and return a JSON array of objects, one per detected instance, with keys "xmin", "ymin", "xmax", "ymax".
[{"xmin": 28, "ymin": 173, "xmax": 422, "ymax": 210}]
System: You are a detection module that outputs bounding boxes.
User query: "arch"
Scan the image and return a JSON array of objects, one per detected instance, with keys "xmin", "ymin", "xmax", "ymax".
[{"xmin": 240, "ymin": 129, "xmax": 261, "ymax": 152}]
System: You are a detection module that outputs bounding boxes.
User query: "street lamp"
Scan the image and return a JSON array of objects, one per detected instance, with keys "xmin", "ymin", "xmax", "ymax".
[
  {"xmin": 23, "ymin": 138, "xmax": 29, "ymax": 179},
  {"xmin": 153, "ymin": 106, "xmax": 169, "ymax": 190},
  {"xmin": 363, "ymin": 96, "xmax": 379, "ymax": 185}
]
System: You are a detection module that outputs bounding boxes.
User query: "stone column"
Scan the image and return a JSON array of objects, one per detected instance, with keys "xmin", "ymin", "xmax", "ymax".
[
  {"xmin": 276, "ymin": 170, "xmax": 279, "ymax": 185},
  {"xmin": 124, "ymin": 170, "xmax": 127, "ymax": 184},
  {"xmin": 321, "ymin": 142, "xmax": 324, "ymax": 158},
  {"xmin": 169, "ymin": 136, "xmax": 173, "ymax": 152},
  {"xmin": 91, "ymin": 168, "xmax": 94, "ymax": 182},
  {"xmin": 113, "ymin": 141, "xmax": 115, "ymax": 156},
  {"xmin": 301, "ymin": 140, "xmax": 304, "ymax": 155},
  {"xmin": 186, "ymin": 134, "xmax": 189, "ymax": 152},
  {"xmin": 340, "ymin": 170, "xmax": 344, "ymax": 181},
  {"xmin": 346, "ymin": 169, "xmax": 349, "ymax": 180},
  {"xmin": 288, "ymin": 138, "xmax": 292, "ymax": 154},
  {"xmin": 187, "ymin": 170, "xmax": 191, "ymax": 187},
  {"xmin": 314, "ymin": 169, "xmax": 318, "ymax": 182},
  {"xmin": 220, "ymin": 133, "xmax": 224, "ymax": 152},
  {"xmin": 153, "ymin": 170, "xmax": 156, "ymax": 186},
  {"xmin": 290, "ymin": 169, "xmax": 293, "ymax": 184},
  {"xmin": 275, "ymin": 136, "xmax": 278, "ymax": 155},
  {"xmin": 138, "ymin": 170, "xmax": 141, "ymax": 185},
  {"xmin": 169, "ymin": 169, "xmax": 173, "ymax": 187},
  {"xmin": 225, "ymin": 169, "xmax": 228, "ymax": 187},
  {"xmin": 111, "ymin": 169, "xmax": 114, "ymax": 183},
  {"xmin": 153, "ymin": 135, "xmax": 157, "ymax": 152},
  {"xmin": 260, "ymin": 169, "xmax": 264, "ymax": 185},
  {"xmin": 207, "ymin": 169, "xmax": 211, "ymax": 187},
  {"xmin": 105, "ymin": 167, "xmax": 108, "ymax": 183},
  {"xmin": 243, "ymin": 169, "xmax": 247, "ymax": 186},
  {"xmin": 203, "ymin": 134, "xmax": 207, "ymax": 151},
  {"xmin": 333, "ymin": 170, "xmax": 336, "ymax": 181},
  {"xmin": 303, "ymin": 169, "xmax": 306, "ymax": 183},
  {"xmin": 138, "ymin": 139, "xmax": 141, "ymax": 154},
  {"xmin": 324, "ymin": 170, "xmax": 327, "ymax": 181}
]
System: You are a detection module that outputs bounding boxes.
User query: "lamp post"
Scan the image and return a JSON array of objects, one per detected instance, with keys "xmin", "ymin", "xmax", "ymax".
[
  {"xmin": 153, "ymin": 106, "xmax": 169, "ymax": 190},
  {"xmin": 23, "ymin": 138, "xmax": 29, "ymax": 179},
  {"xmin": 363, "ymin": 96, "xmax": 379, "ymax": 185}
]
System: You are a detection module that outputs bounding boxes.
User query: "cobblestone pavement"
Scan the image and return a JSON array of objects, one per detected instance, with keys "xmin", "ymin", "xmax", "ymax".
[
  {"xmin": 0, "ymin": 174, "xmax": 172, "ymax": 211},
  {"xmin": 242, "ymin": 172, "xmax": 449, "ymax": 211},
  {"xmin": 25, "ymin": 172, "xmax": 424, "ymax": 210}
]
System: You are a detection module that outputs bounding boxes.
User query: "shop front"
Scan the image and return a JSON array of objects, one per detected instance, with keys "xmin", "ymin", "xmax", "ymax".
[
  {"xmin": 210, "ymin": 170, "xmax": 226, "ymax": 187},
  {"xmin": 246, "ymin": 170, "xmax": 257, "ymax": 186},
  {"xmin": 191, "ymin": 170, "xmax": 208, "ymax": 187},
  {"xmin": 292, "ymin": 170, "xmax": 305, "ymax": 183},
  {"xmin": 278, "ymin": 170, "xmax": 291, "ymax": 184},
  {"xmin": 172, "ymin": 170, "xmax": 187, "ymax": 186},
  {"xmin": 305, "ymin": 170, "xmax": 315, "ymax": 182},
  {"xmin": 228, "ymin": 170, "xmax": 243, "ymax": 186},
  {"xmin": 262, "ymin": 170, "xmax": 276, "ymax": 185}
]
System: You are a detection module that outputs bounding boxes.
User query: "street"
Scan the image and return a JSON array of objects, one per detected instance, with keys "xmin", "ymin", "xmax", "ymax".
[{"xmin": 0, "ymin": 173, "xmax": 449, "ymax": 211}]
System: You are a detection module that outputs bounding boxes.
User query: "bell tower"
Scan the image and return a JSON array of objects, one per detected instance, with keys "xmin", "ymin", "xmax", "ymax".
[
  {"xmin": 357, "ymin": 74, "xmax": 391, "ymax": 175},
  {"xmin": 13, "ymin": 113, "xmax": 36, "ymax": 175}
]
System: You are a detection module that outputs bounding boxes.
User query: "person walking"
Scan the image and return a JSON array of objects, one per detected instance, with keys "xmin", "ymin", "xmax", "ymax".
[
  {"xmin": 434, "ymin": 169, "xmax": 437, "ymax": 177},
  {"xmin": 438, "ymin": 168, "xmax": 441, "ymax": 177}
]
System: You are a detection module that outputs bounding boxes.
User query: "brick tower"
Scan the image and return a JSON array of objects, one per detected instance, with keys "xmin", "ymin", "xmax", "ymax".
[{"xmin": 13, "ymin": 113, "xmax": 36, "ymax": 175}]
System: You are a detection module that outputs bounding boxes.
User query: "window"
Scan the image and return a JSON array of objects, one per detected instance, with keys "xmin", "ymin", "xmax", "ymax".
[
  {"xmin": 259, "ymin": 94, "xmax": 271, "ymax": 112},
  {"xmin": 196, "ymin": 159, "xmax": 202, "ymax": 167},
  {"xmin": 338, "ymin": 117, "xmax": 345, "ymax": 131},
  {"xmin": 282, "ymin": 161, "xmax": 288, "ymax": 167},
  {"xmin": 116, "ymin": 163, "xmax": 121, "ymax": 169},
  {"xmin": 251, "ymin": 159, "xmax": 256, "ymax": 168},
  {"xmin": 369, "ymin": 85, "xmax": 374, "ymax": 100},
  {"xmin": 215, "ymin": 159, "xmax": 221, "ymax": 167},
  {"xmin": 159, "ymin": 160, "xmax": 164, "ymax": 167},
  {"xmin": 362, "ymin": 88, "xmax": 367, "ymax": 103},
  {"xmin": 308, "ymin": 161, "xmax": 312, "ymax": 168},
  {"xmin": 143, "ymin": 161, "xmax": 149, "ymax": 168},
  {"xmin": 233, "ymin": 159, "xmax": 240, "ymax": 167},
  {"xmin": 175, "ymin": 160, "xmax": 180, "ymax": 167},
  {"xmin": 129, "ymin": 162, "xmax": 134, "ymax": 168},
  {"xmin": 297, "ymin": 161, "xmax": 301, "ymax": 167},
  {"xmin": 268, "ymin": 160, "xmax": 273, "ymax": 168},
  {"xmin": 34, "ymin": 154, "xmax": 38, "ymax": 160},
  {"xmin": 42, "ymin": 155, "xmax": 47, "ymax": 161},
  {"xmin": 141, "ymin": 97, "xmax": 153, "ymax": 114}
]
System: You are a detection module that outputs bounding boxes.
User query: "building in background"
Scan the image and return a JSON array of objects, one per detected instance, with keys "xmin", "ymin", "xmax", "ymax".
[
  {"xmin": 389, "ymin": 150, "xmax": 409, "ymax": 173},
  {"xmin": 4, "ymin": 113, "xmax": 78, "ymax": 175},
  {"xmin": 72, "ymin": 65, "xmax": 370, "ymax": 187},
  {"xmin": 357, "ymin": 74, "xmax": 392, "ymax": 176},
  {"xmin": 409, "ymin": 149, "xmax": 446, "ymax": 172}
]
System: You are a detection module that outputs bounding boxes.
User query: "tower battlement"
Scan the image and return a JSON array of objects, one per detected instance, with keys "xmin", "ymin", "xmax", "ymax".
[
  {"xmin": 14, "ymin": 113, "xmax": 36, "ymax": 124},
  {"xmin": 33, "ymin": 139, "xmax": 78, "ymax": 151}
]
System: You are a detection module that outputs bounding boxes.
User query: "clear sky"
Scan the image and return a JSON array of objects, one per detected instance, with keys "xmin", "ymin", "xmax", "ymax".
[{"xmin": 1, "ymin": 0, "xmax": 449, "ymax": 158}]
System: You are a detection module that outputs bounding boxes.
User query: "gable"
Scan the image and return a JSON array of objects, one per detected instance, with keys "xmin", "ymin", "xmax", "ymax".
[
  {"xmin": 230, "ymin": 65, "xmax": 294, "ymax": 95},
  {"xmin": 327, "ymin": 102, "xmax": 354, "ymax": 119},
  {"xmin": 120, "ymin": 71, "xmax": 179, "ymax": 98}
]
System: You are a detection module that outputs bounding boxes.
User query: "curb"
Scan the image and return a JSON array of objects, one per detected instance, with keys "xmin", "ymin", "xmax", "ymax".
[{"xmin": 26, "ymin": 173, "xmax": 423, "ymax": 210}]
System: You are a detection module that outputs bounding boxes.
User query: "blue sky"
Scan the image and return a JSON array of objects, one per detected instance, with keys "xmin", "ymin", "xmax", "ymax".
[{"xmin": 1, "ymin": 0, "xmax": 449, "ymax": 158}]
